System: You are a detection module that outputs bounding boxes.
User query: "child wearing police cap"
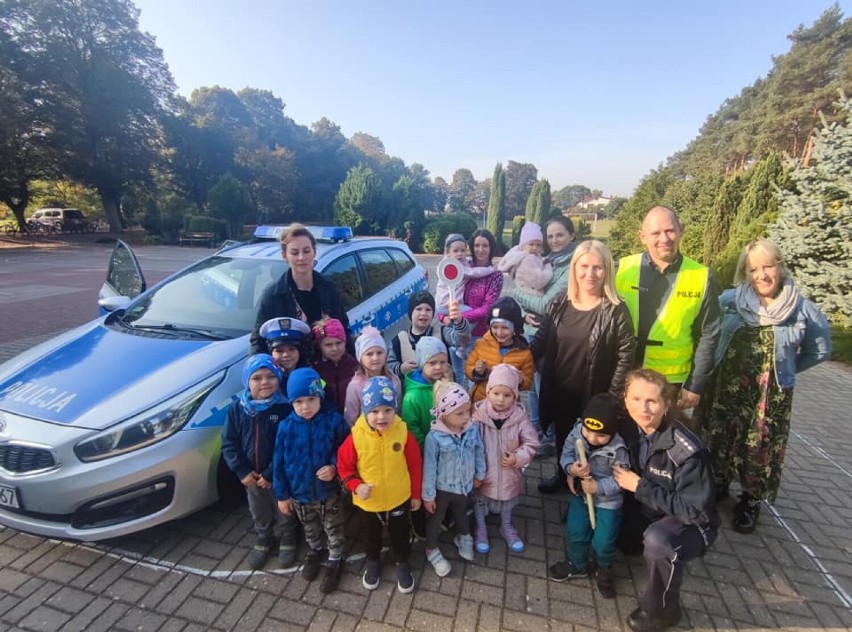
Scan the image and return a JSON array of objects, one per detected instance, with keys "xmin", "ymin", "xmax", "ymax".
[
  {"xmin": 259, "ymin": 316, "xmax": 313, "ymax": 391},
  {"xmin": 548, "ymin": 392, "xmax": 630, "ymax": 598}
]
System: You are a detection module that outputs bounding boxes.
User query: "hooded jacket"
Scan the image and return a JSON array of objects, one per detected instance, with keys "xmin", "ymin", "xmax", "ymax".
[
  {"xmin": 421, "ymin": 420, "xmax": 487, "ymax": 501},
  {"xmin": 560, "ymin": 421, "xmax": 630, "ymax": 510},
  {"xmin": 221, "ymin": 402, "xmax": 290, "ymax": 483},
  {"xmin": 313, "ymin": 353, "xmax": 358, "ymax": 413},
  {"xmin": 471, "ymin": 400, "xmax": 540, "ymax": 501},
  {"xmin": 400, "ymin": 370, "xmax": 437, "ymax": 447},
  {"xmin": 465, "ymin": 332, "xmax": 535, "ymax": 403},
  {"xmin": 498, "ymin": 246, "xmax": 553, "ymax": 296}
]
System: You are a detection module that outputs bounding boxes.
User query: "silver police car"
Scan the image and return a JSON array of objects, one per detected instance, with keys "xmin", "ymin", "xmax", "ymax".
[{"xmin": 0, "ymin": 226, "xmax": 426, "ymax": 541}]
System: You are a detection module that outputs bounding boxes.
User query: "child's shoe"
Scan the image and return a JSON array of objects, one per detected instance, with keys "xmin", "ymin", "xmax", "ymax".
[
  {"xmin": 500, "ymin": 525, "xmax": 524, "ymax": 553},
  {"xmin": 397, "ymin": 563, "xmax": 415, "ymax": 593},
  {"xmin": 595, "ymin": 565, "xmax": 615, "ymax": 599},
  {"xmin": 548, "ymin": 560, "xmax": 588, "ymax": 582},
  {"xmin": 278, "ymin": 544, "xmax": 297, "ymax": 568},
  {"xmin": 362, "ymin": 559, "xmax": 381, "ymax": 590},
  {"xmin": 301, "ymin": 548, "xmax": 323, "ymax": 581},
  {"xmin": 248, "ymin": 539, "xmax": 271, "ymax": 570},
  {"xmin": 320, "ymin": 558, "xmax": 343, "ymax": 593},
  {"xmin": 454, "ymin": 534, "xmax": 475, "ymax": 561},
  {"xmin": 475, "ymin": 523, "xmax": 490, "ymax": 554},
  {"xmin": 426, "ymin": 548, "xmax": 451, "ymax": 577}
]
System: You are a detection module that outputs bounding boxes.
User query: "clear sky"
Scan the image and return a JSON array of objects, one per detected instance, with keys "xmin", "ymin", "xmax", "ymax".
[{"xmin": 133, "ymin": 0, "xmax": 848, "ymax": 197}]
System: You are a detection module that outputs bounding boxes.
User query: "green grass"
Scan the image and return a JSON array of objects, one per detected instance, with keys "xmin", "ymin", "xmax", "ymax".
[{"xmin": 831, "ymin": 325, "xmax": 852, "ymax": 366}]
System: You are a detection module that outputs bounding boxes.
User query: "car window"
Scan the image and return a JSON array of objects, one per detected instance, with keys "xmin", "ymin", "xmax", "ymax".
[
  {"xmin": 388, "ymin": 247, "xmax": 415, "ymax": 275},
  {"xmin": 64, "ymin": 210, "xmax": 84, "ymax": 219},
  {"xmin": 118, "ymin": 256, "xmax": 287, "ymax": 336},
  {"xmin": 322, "ymin": 254, "xmax": 363, "ymax": 311},
  {"xmin": 358, "ymin": 249, "xmax": 397, "ymax": 298}
]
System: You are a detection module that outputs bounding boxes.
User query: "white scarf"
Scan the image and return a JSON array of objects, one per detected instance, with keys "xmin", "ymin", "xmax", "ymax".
[{"xmin": 734, "ymin": 277, "xmax": 801, "ymax": 327}]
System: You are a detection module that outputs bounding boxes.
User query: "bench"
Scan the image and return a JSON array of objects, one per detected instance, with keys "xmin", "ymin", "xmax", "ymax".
[{"xmin": 179, "ymin": 232, "xmax": 215, "ymax": 247}]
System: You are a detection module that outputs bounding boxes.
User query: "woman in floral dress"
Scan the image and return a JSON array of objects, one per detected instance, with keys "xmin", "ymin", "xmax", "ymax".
[{"xmin": 697, "ymin": 239, "xmax": 831, "ymax": 534}]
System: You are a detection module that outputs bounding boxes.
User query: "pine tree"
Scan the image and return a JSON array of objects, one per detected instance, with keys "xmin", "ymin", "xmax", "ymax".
[
  {"xmin": 486, "ymin": 163, "xmax": 506, "ymax": 251},
  {"xmin": 770, "ymin": 95, "xmax": 852, "ymax": 323},
  {"xmin": 525, "ymin": 181, "xmax": 542, "ymax": 224},
  {"xmin": 334, "ymin": 164, "xmax": 381, "ymax": 235}
]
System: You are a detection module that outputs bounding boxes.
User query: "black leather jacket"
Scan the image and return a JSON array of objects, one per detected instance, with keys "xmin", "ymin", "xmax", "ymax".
[{"xmin": 532, "ymin": 295, "xmax": 635, "ymax": 429}]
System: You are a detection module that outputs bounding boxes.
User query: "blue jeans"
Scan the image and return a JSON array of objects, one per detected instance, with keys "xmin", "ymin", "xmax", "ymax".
[{"xmin": 566, "ymin": 493, "xmax": 622, "ymax": 570}]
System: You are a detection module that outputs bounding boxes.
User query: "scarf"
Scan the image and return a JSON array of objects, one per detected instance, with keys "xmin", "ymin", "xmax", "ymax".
[
  {"xmin": 483, "ymin": 398, "xmax": 515, "ymax": 422},
  {"xmin": 239, "ymin": 388, "xmax": 286, "ymax": 417},
  {"xmin": 734, "ymin": 277, "xmax": 801, "ymax": 327},
  {"xmin": 546, "ymin": 241, "xmax": 577, "ymax": 268}
]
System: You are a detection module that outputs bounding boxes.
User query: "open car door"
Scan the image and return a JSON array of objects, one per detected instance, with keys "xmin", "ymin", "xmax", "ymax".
[{"xmin": 98, "ymin": 240, "xmax": 146, "ymax": 314}]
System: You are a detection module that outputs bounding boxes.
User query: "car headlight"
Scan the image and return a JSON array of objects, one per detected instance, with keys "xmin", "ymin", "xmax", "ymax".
[{"xmin": 74, "ymin": 372, "xmax": 224, "ymax": 462}]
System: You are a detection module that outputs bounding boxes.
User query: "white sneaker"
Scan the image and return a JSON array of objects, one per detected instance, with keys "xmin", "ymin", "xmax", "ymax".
[
  {"xmin": 426, "ymin": 548, "xmax": 451, "ymax": 577},
  {"xmin": 454, "ymin": 534, "xmax": 475, "ymax": 561}
]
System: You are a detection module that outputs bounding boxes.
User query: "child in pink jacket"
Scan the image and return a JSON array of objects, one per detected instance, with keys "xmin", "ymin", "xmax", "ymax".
[
  {"xmin": 498, "ymin": 222, "xmax": 552, "ymax": 296},
  {"xmin": 471, "ymin": 364, "xmax": 539, "ymax": 554}
]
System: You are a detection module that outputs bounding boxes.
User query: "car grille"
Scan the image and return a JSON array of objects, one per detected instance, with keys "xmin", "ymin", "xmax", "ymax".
[{"xmin": 0, "ymin": 444, "xmax": 56, "ymax": 473}]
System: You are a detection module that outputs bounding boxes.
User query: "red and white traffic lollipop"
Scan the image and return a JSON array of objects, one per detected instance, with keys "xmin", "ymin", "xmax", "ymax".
[{"xmin": 437, "ymin": 257, "xmax": 464, "ymax": 303}]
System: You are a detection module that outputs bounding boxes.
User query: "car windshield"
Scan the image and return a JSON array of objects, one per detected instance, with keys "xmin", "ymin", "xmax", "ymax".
[{"xmin": 115, "ymin": 255, "xmax": 288, "ymax": 338}]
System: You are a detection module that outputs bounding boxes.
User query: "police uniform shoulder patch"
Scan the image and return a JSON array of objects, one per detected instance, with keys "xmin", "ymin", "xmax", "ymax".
[{"xmin": 667, "ymin": 424, "xmax": 704, "ymax": 465}]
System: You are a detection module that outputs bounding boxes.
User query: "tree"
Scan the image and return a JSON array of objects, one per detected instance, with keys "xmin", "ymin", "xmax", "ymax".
[
  {"xmin": 504, "ymin": 160, "xmax": 538, "ymax": 219},
  {"xmin": 525, "ymin": 179, "xmax": 551, "ymax": 226},
  {"xmin": 770, "ymin": 95, "xmax": 852, "ymax": 323},
  {"xmin": 608, "ymin": 168, "xmax": 675, "ymax": 259},
  {"xmin": 235, "ymin": 145, "xmax": 297, "ymax": 224},
  {"xmin": 3, "ymin": 0, "xmax": 176, "ymax": 232},
  {"xmin": 485, "ymin": 163, "xmax": 506, "ymax": 250},
  {"xmin": 349, "ymin": 132, "xmax": 387, "ymax": 161},
  {"xmin": 553, "ymin": 184, "xmax": 592, "ymax": 210},
  {"xmin": 334, "ymin": 164, "xmax": 382, "ymax": 235},
  {"xmin": 207, "ymin": 174, "xmax": 254, "ymax": 239},
  {"xmin": 432, "ymin": 176, "xmax": 449, "ymax": 212},
  {"xmin": 449, "ymin": 168, "xmax": 477, "ymax": 214}
]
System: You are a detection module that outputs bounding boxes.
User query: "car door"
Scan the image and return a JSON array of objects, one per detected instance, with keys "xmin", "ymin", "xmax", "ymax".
[
  {"xmin": 355, "ymin": 247, "xmax": 426, "ymax": 336},
  {"xmin": 319, "ymin": 253, "xmax": 371, "ymax": 333},
  {"xmin": 98, "ymin": 240, "xmax": 147, "ymax": 314}
]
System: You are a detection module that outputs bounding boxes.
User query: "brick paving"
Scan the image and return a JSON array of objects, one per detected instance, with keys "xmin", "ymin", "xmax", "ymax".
[{"xmin": 1, "ymin": 245, "xmax": 851, "ymax": 630}]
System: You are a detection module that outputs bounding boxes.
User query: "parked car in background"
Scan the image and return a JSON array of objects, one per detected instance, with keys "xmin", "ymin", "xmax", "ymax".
[
  {"xmin": 29, "ymin": 208, "xmax": 89, "ymax": 233},
  {"xmin": 0, "ymin": 226, "xmax": 426, "ymax": 541}
]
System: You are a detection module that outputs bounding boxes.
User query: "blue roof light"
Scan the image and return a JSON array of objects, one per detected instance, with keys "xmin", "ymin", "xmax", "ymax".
[
  {"xmin": 253, "ymin": 225, "xmax": 353, "ymax": 242},
  {"xmin": 253, "ymin": 225, "xmax": 285, "ymax": 240}
]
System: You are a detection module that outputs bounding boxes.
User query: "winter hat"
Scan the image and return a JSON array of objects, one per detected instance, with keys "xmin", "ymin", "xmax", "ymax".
[
  {"xmin": 242, "ymin": 353, "xmax": 283, "ymax": 389},
  {"xmin": 407, "ymin": 290, "xmax": 436, "ymax": 319},
  {"xmin": 360, "ymin": 376, "xmax": 398, "ymax": 414},
  {"xmin": 488, "ymin": 296, "xmax": 524, "ymax": 335},
  {"xmin": 431, "ymin": 381, "xmax": 470, "ymax": 421},
  {"xmin": 286, "ymin": 367, "xmax": 325, "ymax": 402},
  {"xmin": 312, "ymin": 317, "xmax": 346, "ymax": 344},
  {"xmin": 519, "ymin": 222, "xmax": 543, "ymax": 247},
  {"xmin": 260, "ymin": 316, "xmax": 311, "ymax": 349},
  {"xmin": 486, "ymin": 364, "xmax": 521, "ymax": 399},
  {"xmin": 444, "ymin": 233, "xmax": 467, "ymax": 252},
  {"xmin": 354, "ymin": 326, "xmax": 386, "ymax": 363},
  {"xmin": 416, "ymin": 336, "xmax": 448, "ymax": 368},
  {"xmin": 582, "ymin": 393, "xmax": 621, "ymax": 436}
]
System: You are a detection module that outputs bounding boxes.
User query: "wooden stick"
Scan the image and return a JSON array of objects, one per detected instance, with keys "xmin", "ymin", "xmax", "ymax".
[{"xmin": 575, "ymin": 438, "xmax": 596, "ymax": 529}]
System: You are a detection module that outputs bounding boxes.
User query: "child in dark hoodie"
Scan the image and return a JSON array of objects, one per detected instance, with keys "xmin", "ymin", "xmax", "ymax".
[{"xmin": 312, "ymin": 317, "xmax": 358, "ymax": 414}]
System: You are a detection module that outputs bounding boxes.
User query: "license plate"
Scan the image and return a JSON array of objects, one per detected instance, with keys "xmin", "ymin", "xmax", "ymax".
[{"xmin": 0, "ymin": 484, "xmax": 19, "ymax": 509}]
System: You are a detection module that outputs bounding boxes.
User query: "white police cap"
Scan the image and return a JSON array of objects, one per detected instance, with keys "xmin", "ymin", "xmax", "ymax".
[{"xmin": 259, "ymin": 317, "xmax": 311, "ymax": 348}]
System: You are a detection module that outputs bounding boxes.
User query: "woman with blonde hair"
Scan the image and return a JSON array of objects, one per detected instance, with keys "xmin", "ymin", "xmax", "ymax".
[
  {"xmin": 532, "ymin": 239, "xmax": 635, "ymax": 493},
  {"xmin": 697, "ymin": 238, "xmax": 831, "ymax": 533}
]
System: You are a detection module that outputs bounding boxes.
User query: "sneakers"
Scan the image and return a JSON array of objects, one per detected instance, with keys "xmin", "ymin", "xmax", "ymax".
[
  {"xmin": 426, "ymin": 548, "xmax": 451, "ymax": 577},
  {"xmin": 302, "ymin": 548, "xmax": 323, "ymax": 581},
  {"xmin": 278, "ymin": 544, "xmax": 297, "ymax": 568},
  {"xmin": 595, "ymin": 565, "xmax": 615, "ymax": 598},
  {"xmin": 475, "ymin": 523, "xmax": 490, "ymax": 554},
  {"xmin": 397, "ymin": 563, "xmax": 415, "ymax": 593},
  {"xmin": 320, "ymin": 558, "xmax": 343, "ymax": 593},
  {"xmin": 455, "ymin": 534, "xmax": 475, "ymax": 561},
  {"xmin": 732, "ymin": 493, "xmax": 761, "ymax": 534},
  {"xmin": 500, "ymin": 525, "xmax": 524, "ymax": 553},
  {"xmin": 548, "ymin": 560, "xmax": 588, "ymax": 582},
  {"xmin": 362, "ymin": 559, "xmax": 381, "ymax": 590},
  {"xmin": 248, "ymin": 540, "xmax": 271, "ymax": 570}
]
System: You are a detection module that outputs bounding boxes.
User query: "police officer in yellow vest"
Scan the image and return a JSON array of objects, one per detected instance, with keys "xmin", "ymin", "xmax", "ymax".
[{"xmin": 615, "ymin": 206, "xmax": 720, "ymax": 411}]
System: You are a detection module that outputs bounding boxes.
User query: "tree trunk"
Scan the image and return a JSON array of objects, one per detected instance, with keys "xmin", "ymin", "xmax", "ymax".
[
  {"xmin": 100, "ymin": 191, "xmax": 123, "ymax": 233},
  {"xmin": 801, "ymin": 135, "xmax": 814, "ymax": 167},
  {"xmin": 2, "ymin": 193, "xmax": 30, "ymax": 232}
]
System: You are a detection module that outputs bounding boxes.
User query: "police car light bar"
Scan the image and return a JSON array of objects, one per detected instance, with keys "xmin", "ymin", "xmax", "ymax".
[{"xmin": 253, "ymin": 225, "xmax": 353, "ymax": 243}]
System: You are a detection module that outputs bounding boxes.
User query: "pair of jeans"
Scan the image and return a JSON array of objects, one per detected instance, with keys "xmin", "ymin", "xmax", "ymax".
[{"xmin": 565, "ymin": 493, "xmax": 622, "ymax": 570}]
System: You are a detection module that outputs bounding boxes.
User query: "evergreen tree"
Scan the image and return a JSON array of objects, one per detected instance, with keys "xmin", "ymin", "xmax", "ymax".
[
  {"xmin": 334, "ymin": 164, "xmax": 381, "ymax": 235},
  {"xmin": 525, "ymin": 181, "xmax": 542, "ymax": 224},
  {"xmin": 703, "ymin": 172, "xmax": 746, "ymax": 266},
  {"xmin": 770, "ymin": 96, "xmax": 852, "ymax": 323},
  {"xmin": 608, "ymin": 168, "xmax": 674, "ymax": 259},
  {"xmin": 486, "ymin": 163, "xmax": 506, "ymax": 251},
  {"xmin": 525, "ymin": 179, "xmax": 551, "ymax": 226}
]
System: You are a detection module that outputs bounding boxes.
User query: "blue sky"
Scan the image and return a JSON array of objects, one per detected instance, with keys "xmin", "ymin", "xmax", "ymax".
[{"xmin": 134, "ymin": 1, "xmax": 847, "ymax": 197}]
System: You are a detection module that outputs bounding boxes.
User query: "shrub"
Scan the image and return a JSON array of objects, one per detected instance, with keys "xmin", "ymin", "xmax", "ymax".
[
  {"xmin": 421, "ymin": 212, "xmax": 478, "ymax": 254},
  {"xmin": 184, "ymin": 215, "xmax": 229, "ymax": 239}
]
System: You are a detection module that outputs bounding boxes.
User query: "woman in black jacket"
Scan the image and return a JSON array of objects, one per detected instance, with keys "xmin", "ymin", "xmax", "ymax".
[
  {"xmin": 250, "ymin": 224, "xmax": 351, "ymax": 355},
  {"xmin": 532, "ymin": 239, "xmax": 635, "ymax": 493}
]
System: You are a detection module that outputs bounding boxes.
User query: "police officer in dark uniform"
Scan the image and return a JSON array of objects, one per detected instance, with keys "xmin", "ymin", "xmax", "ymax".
[{"xmin": 613, "ymin": 368, "xmax": 719, "ymax": 632}]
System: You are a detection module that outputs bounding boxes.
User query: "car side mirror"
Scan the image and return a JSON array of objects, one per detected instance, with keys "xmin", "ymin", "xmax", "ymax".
[{"xmin": 98, "ymin": 296, "xmax": 132, "ymax": 312}]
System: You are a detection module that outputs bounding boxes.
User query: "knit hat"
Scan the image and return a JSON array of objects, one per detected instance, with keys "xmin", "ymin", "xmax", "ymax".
[
  {"xmin": 312, "ymin": 318, "xmax": 346, "ymax": 344},
  {"xmin": 260, "ymin": 316, "xmax": 311, "ymax": 349},
  {"xmin": 486, "ymin": 364, "xmax": 520, "ymax": 399},
  {"xmin": 360, "ymin": 376, "xmax": 398, "ymax": 414},
  {"xmin": 431, "ymin": 381, "xmax": 470, "ymax": 421},
  {"xmin": 407, "ymin": 290, "xmax": 436, "ymax": 319},
  {"xmin": 286, "ymin": 367, "xmax": 325, "ymax": 402},
  {"xmin": 488, "ymin": 296, "xmax": 524, "ymax": 335},
  {"xmin": 519, "ymin": 222, "xmax": 543, "ymax": 247},
  {"xmin": 444, "ymin": 233, "xmax": 467, "ymax": 252},
  {"xmin": 582, "ymin": 393, "xmax": 620, "ymax": 436},
  {"xmin": 242, "ymin": 353, "xmax": 283, "ymax": 389},
  {"xmin": 416, "ymin": 336, "xmax": 448, "ymax": 368},
  {"xmin": 354, "ymin": 326, "xmax": 386, "ymax": 362}
]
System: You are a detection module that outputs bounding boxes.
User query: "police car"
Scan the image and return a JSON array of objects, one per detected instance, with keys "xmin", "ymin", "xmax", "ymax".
[{"xmin": 0, "ymin": 226, "xmax": 426, "ymax": 541}]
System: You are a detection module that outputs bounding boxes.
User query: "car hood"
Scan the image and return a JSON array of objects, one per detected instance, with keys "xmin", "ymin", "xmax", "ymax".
[{"xmin": 0, "ymin": 323, "xmax": 246, "ymax": 429}]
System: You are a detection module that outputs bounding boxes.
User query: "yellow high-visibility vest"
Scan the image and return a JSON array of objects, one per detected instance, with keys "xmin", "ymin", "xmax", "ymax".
[{"xmin": 616, "ymin": 253, "xmax": 708, "ymax": 383}]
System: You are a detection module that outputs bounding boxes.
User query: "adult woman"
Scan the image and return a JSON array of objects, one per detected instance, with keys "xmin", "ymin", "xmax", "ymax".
[
  {"xmin": 613, "ymin": 369, "xmax": 719, "ymax": 632},
  {"xmin": 532, "ymin": 240, "xmax": 635, "ymax": 493},
  {"xmin": 697, "ymin": 239, "xmax": 831, "ymax": 533},
  {"xmin": 461, "ymin": 229, "xmax": 503, "ymax": 337},
  {"xmin": 250, "ymin": 224, "xmax": 351, "ymax": 355}
]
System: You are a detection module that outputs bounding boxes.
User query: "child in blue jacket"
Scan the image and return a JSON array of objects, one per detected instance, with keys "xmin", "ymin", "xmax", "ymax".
[
  {"xmin": 422, "ymin": 381, "xmax": 486, "ymax": 577},
  {"xmin": 221, "ymin": 354, "xmax": 291, "ymax": 570},
  {"xmin": 273, "ymin": 368, "xmax": 350, "ymax": 593}
]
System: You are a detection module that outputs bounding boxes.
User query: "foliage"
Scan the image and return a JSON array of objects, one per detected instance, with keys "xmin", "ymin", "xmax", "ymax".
[
  {"xmin": 184, "ymin": 215, "xmax": 229, "ymax": 239},
  {"xmin": 422, "ymin": 212, "xmax": 478, "ymax": 254},
  {"xmin": 830, "ymin": 325, "xmax": 852, "ymax": 364},
  {"xmin": 485, "ymin": 163, "xmax": 506, "ymax": 253},
  {"xmin": 504, "ymin": 161, "xmax": 538, "ymax": 219},
  {"xmin": 448, "ymin": 168, "xmax": 477, "ymax": 214},
  {"xmin": 770, "ymin": 95, "xmax": 852, "ymax": 324},
  {"xmin": 575, "ymin": 219, "xmax": 593, "ymax": 240},
  {"xmin": 608, "ymin": 168, "xmax": 675, "ymax": 259},
  {"xmin": 139, "ymin": 190, "xmax": 193, "ymax": 240},
  {"xmin": 552, "ymin": 184, "xmax": 592, "ymax": 210},
  {"xmin": 391, "ymin": 174, "xmax": 427, "ymax": 252},
  {"xmin": 511, "ymin": 215, "xmax": 526, "ymax": 246},
  {"xmin": 334, "ymin": 164, "xmax": 382, "ymax": 235},
  {"xmin": 524, "ymin": 179, "xmax": 551, "ymax": 226},
  {"xmin": 207, "ymin": 174, "xmax": 254, "ymax": 238}
]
